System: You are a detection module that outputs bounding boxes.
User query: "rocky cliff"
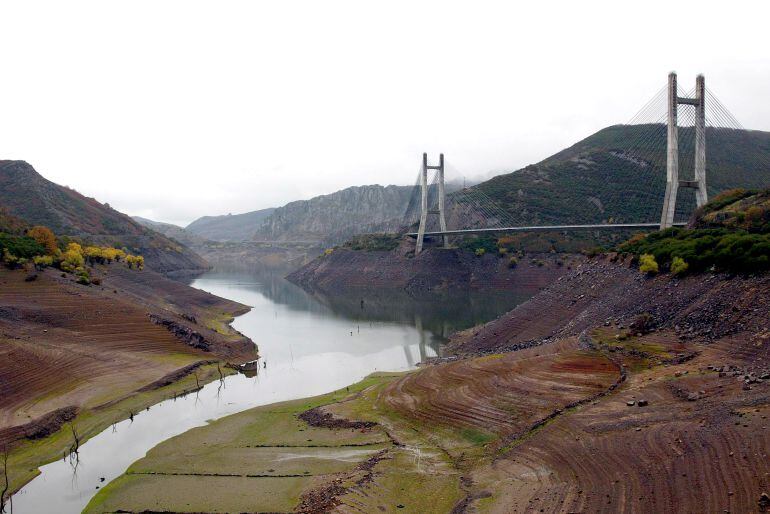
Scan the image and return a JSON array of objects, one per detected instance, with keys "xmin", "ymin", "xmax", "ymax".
[{"xmin": 254, "ymin": 184, "xmax": 413, "ymax": 245}]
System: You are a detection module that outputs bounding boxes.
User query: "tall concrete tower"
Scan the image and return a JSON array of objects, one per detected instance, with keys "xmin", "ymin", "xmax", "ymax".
[
  {"xmin": 415, "ymin": 153, "xmax": 448, "ymax": 254},
  {"xmin": 660, "ymin": 72, "xmax": 708, "ymax": 229}
]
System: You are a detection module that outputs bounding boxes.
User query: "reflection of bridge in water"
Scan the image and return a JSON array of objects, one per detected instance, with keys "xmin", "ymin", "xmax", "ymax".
[
  {"xmin": 203, "ymin": 264, "xmax": 534, "ymax": 360},
  {"xmin": 393, "ymin": 73, "xmax": 770, "ymax": 253},
  {"xmin": 305, "ymin": 287, "xmax": 534, "ymax": 360}
]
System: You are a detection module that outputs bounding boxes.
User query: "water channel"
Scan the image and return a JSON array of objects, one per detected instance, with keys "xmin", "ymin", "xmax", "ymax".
[{"xmin": 10, "ymin": 266, "xmax": 532, "ymax": 513}]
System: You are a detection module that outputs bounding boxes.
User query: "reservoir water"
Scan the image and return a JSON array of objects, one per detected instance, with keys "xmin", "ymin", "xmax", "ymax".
[{"xmin": 10, "ymin": 266, "xmax": 532, "ymax": 513}]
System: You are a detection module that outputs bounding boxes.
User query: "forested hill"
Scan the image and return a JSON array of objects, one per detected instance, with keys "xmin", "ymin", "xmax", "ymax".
[
  {"xmin": 0, "ymin": 160, "xmax": 208, "ymax": 275},
  {"xmin": 463, "ymin": 125, "xmax": 770, "ymax": 227}
]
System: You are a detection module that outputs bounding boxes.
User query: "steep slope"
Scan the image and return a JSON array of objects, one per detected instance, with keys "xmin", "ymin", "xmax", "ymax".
[
  {"xmin": 254, "ymin": 184, "xmax": 413, "ymax": 244},
  {"xmin": 0, "ymin": 160, "xmax": 208, "ymax": 275},
  {"xmin": 458, "ymin": 125, "xmax": 770, "ymax": 227},
  {"xmin": 288, "ymin": 241, "xmax": 572, "ymax": 298},
  {"xmin": 133, "ymin": 215, "xmax": 208, "ymax": 247},
  {"xmin": 186, "ymin": 207, "xmax": 276, "ymax": 242}
]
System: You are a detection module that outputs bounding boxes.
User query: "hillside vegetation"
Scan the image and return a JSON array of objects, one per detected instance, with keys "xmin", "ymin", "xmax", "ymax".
[
  {"xmin": 0, "ymin": 161, "xmax": 208, "ymax": 275},
  {"xmin": 0, "ymin": 219, "xmax": 145, "ymax": 284},
  {"xmin": 618, "ymin": 188, "xmax": 770, "ymax": 274},
  {"xmin": 463, "ymin": 125, "xmax": 770, "ymax": 226}
]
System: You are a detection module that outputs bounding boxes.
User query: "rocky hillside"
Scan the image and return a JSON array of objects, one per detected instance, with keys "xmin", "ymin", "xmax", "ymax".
[
  {"xmin": 0, "ymin": 160, "xmax": 208, "ymax": 276},
  {"xmin": 186, "ymin": 207, "xmax": 276, "ymax": 242},
  {"xmin": 452, "ymin": 187, "xmax": 770, "ymax": 355},
  {"xmin": 254, "ymin": 185, "xmax": 413, "ymax": 244},
  {"xmin": 455, "ymin": 125, "xmax": 770, "ymax": 227},
  {"xmin": 287, "ymin": 239, "xmax": 572, "ymax": 298}
]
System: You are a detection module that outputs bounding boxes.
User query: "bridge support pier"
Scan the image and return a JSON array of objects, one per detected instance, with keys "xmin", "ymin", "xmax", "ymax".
[
  {"xmin": 415, "ymin": 153, "xmax": 447, "ymax": 254},
  {"xmin": 694, "ymin": 74, "xmax": 708, "ymax": 207},
  {"xmin": 660, "ymin": 72, "xmax": 708, "ymax": 230}
]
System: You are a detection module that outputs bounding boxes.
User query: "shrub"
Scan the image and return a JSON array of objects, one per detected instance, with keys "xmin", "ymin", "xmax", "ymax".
[
  {"xmin": 619, "ymin": 227, "xmax": 770, "ymax": 274},
  {"xmin": 508, "ymin": 256, "xmax": 518, "ymax": 268},
  {"xmin": 33, "ymin": 255, "xmax": 54, "ymax": 269},
  {"xmin": 342, "ymin": 234, "xmax": 400, "ymax": 252},
  {"xmin": 639, "ymin": 254, "xmax": 659, "ymax": 275},
  {"xmin": 460, "ymin": 236, "xmax": 497, "ymax": 255},
  {"xmin": 2, "ymin": 248, "xmax": 19, "ymax": 268},
  {"xmin": 582, "ymin": 246, "xmax": 603, "ymax": 257},
  {"xmin": 670, "ymin": 256, "xmax": 689, "ymax": 276},
  {"xmin": 475, "ymin": 248, "xmax": 486, "ymax": 257}
]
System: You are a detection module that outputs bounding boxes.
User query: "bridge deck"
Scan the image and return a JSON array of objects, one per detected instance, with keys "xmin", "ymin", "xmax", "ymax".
[{"xmin": 407, "ymin": 222, "xmax": 686, "ymax": 237}]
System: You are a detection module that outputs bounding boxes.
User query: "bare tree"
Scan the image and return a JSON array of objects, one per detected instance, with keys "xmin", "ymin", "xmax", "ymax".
[
  {"xmin": 216, "ymin": 363, "xmax": 225, "ymax": 399},
  {"xmin": 68, "ymin": 423, "xmax": 80, "ymax": 460}
]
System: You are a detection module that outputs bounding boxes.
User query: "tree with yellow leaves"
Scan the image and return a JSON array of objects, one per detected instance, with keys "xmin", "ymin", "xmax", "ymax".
[
  {"xmin": 60, "ymin": 242, "xmax": 85, "ymax": 272},
  {"xmin": 27, "ymin": 226, "xmax": 58, "ymax": 255},
  {"xmin": 125, "ymin": 254, "xmax": 144, "ymax": 270}
]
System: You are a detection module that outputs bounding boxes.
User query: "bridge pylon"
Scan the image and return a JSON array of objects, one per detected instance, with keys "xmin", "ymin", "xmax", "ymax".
[
  {"xmin": 660, "ymin": 72, "xmax": 708, "ymax": 229},
  {"xmin": 415, "ymin": 153, "xmax": 448, "ymax": 254}
]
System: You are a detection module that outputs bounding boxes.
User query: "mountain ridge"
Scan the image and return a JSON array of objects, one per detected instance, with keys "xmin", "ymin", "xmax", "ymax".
[{"xmin": 185, "ymin": 207, "xmax": 276, "ymax": 242}]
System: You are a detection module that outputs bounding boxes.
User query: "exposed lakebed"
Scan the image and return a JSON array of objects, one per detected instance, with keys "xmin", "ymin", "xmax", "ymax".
[{"xmin": 11, "ymin": 266, "xmax": 532, "ymax": 513}]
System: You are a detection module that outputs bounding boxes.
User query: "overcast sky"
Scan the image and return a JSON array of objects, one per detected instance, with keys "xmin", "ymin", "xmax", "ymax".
[{"xmin": 1, "ymin": 1, "xmax": 769, "ymax": 226}]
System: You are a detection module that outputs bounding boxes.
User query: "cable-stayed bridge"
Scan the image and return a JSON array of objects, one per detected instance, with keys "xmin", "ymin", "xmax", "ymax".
[{"xmin": 398, "ymin": 73, "xmax": 770, "ymax": 253}]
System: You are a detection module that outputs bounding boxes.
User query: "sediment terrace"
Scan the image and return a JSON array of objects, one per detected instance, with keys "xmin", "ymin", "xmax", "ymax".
[{"xmin": 0, "ymin": 265, "xmax": 256, "ymax": 496}]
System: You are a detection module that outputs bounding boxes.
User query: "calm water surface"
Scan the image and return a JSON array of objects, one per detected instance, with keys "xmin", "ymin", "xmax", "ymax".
[{"xmin": 10, "ymin": 267, "xmax": 531, "ymax": 513}]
